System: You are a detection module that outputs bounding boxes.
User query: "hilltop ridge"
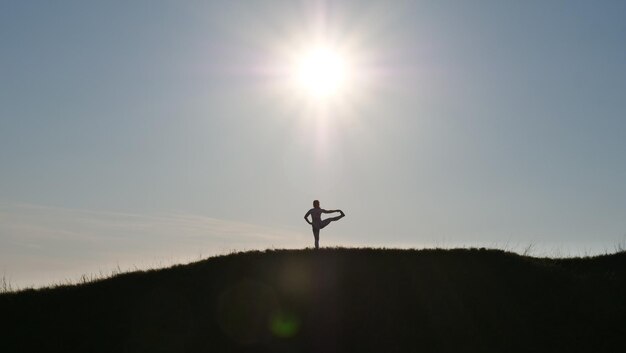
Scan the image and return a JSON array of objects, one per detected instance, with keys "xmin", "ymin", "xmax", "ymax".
[{"xmin": 2, "ymin": 248, "xmax": 625, "ymax": 353}]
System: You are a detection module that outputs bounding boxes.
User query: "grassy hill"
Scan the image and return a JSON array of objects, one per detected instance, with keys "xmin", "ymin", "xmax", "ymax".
[{"xmin": 1, "ymin": 248, "xmax": 625, "ymax": 353}]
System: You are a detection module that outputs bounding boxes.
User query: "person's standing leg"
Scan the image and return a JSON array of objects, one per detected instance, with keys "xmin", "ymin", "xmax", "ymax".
[{"xmin": 313, "ymin": 228, "xmax": 320, "ymax": 249}]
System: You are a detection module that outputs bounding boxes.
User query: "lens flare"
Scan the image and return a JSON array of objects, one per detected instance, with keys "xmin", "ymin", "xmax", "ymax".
[{"xmin": 270, "ymin": 311, "xmax": 300, "ymax": 338}]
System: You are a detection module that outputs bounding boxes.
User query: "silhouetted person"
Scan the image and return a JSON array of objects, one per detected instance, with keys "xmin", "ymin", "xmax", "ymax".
[{"xmin": 304, "ymin": 200, "xmax": 345, "ymax": 249}]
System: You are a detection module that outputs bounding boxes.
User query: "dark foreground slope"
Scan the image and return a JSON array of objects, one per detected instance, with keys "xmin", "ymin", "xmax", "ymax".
[{"xmin": 1, "ymin": 248, "xmax": 625, "ymax": 353}]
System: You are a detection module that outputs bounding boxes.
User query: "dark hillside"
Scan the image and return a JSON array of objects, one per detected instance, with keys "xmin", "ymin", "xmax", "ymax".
[{"xmin": 1, "ymin": 248, "xmax": 625, "ymax": 353}]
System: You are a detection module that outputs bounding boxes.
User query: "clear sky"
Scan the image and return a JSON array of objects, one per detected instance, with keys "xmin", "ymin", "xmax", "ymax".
[{"xmin": 1, "ymin": 1, "xmax": 625, "ymax": 287}]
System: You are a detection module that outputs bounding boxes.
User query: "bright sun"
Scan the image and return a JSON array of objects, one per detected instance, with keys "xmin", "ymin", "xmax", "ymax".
[{"xmin": 294, "ymin": 47, "xmax": 349, "ymax": 98}]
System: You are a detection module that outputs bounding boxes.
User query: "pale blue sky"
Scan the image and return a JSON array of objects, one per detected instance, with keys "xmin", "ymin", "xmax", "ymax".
[{"xmin": 1, "ymin": 1, "xmax": 625, "ymax": 287}]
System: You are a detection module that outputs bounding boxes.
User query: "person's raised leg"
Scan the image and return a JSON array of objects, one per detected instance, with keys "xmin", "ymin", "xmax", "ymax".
[{"xmin": 325, "ymin": 211, "xmax": 345, "ymax": 224}]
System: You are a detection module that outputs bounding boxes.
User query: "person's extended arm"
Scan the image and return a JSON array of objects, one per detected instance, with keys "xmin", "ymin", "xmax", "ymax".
[
  {"xmin": 322, "ymin": 209, "xmax": 339, "ymax": 214},
  {"xmin": 304, "ymin": 210, "xmax": 312, "ymax": 225}
]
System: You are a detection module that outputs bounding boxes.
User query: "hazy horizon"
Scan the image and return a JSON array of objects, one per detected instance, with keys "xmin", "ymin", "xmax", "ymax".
[{"xmin": 2, "ymin": 1, "xmax": 625, "ymax": 287}]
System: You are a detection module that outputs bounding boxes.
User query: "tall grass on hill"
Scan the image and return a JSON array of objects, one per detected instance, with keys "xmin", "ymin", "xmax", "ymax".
[{"xmin": 1, "ymin": 275, "xmax": 13, "ymax": 293}]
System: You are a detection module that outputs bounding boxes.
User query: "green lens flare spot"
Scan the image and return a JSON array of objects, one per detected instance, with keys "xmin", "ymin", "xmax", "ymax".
[{"xmin": 270, "ymin": 312, "xmax": 299, "ymax": 338}]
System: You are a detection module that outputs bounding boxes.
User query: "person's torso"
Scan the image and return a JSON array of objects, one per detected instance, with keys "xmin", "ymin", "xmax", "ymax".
[{"xmin": 309, "ymin": 208, "xmax": 323, "ymax": 223}]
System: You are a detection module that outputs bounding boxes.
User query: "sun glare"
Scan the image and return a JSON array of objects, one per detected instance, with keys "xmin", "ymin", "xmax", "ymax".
[{"xmin": 294, "ymin": 47, "xmax": 349, "ymax": 99}]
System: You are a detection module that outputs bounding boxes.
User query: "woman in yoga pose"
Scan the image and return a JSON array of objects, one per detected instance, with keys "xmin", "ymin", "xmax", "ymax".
[{"xmin": 304, "ymin": 200, "xmax": 345, "ymax": 249}]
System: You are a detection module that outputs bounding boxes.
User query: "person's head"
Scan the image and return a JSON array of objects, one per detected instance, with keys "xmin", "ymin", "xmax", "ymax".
[{"xmin": 313, "ymin": 200, "xmax": 320, "ymax": 208}]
